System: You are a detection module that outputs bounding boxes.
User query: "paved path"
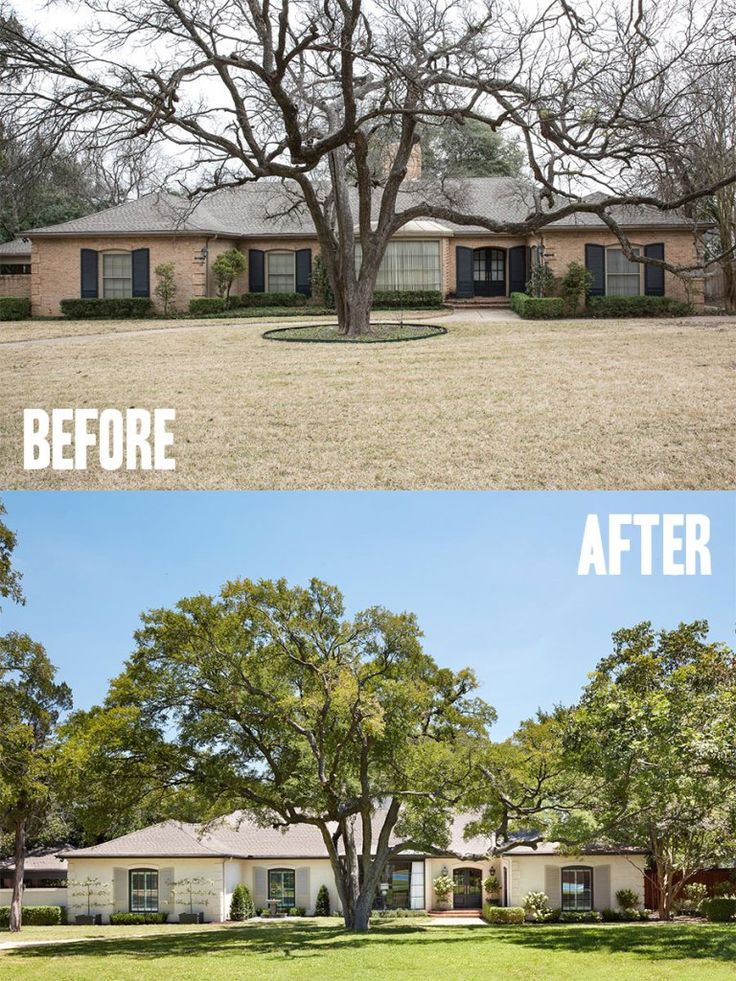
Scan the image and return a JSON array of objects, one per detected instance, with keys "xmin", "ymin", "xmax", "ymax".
[{"xmin": 424, "ymin": 916, "xmax": 490, "ymax": 926}]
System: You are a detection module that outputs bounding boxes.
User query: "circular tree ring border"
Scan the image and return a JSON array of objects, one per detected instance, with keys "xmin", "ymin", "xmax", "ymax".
[{"xmin": 261, "ymin": 322, "xmax": 449, "ymax": 344}]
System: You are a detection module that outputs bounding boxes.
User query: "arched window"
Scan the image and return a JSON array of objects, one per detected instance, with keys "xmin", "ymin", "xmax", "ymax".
[
  {"xmin": 129, "ymin": 868, "xmax": 159, "ymax": 912},
  {"xmin": 561, "ymin": 866, "xmax": 593, "ymax": 912},
  {"xmin": 268, "ymin": 867, "xmax": 296, "ymax": 911}
]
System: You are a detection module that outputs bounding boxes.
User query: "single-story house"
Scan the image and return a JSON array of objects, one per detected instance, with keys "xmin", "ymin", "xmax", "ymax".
[
  {"xmin": 0, "ymin": 237, "xmax": 33, "ymax": 301},
  {"xmin": 51, "ymin": 812, "xmax": 647, "ymax": 922},
  {"xmin": 0, "ymin": 847, "xmax": 69, "ymax": 912},
  {"xmin": 19, "ymin": 174, "xmax": 707, "ymax": 316}
]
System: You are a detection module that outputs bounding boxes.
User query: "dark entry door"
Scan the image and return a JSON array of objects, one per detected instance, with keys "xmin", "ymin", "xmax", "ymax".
[
  {"xmin": 453, "ymin": 868, "xmax": 482, "ymax": 909},
  {"xmin": 473, "ymin": 248, "xmax": 506, "ymax": 296}
]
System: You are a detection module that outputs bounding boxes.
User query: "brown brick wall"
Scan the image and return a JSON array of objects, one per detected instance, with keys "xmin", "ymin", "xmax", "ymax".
[
  {"xmin": 0, "ymin": 274, "xmax": 31, "ymax": 299},
  {"xmin": 240, "ymin": 239, "xmax": 319, "ymax": 296}
]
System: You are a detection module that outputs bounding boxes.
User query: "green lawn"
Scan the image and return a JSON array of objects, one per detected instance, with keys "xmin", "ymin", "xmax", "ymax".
[{"xmin": 2, "ymin": 920, "xmax": 735, "ymax": 980}]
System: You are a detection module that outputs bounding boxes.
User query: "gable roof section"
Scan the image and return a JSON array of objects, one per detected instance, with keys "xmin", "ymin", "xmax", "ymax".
[
  {"xmin": 0, "ymin": 237, "xmax": 32, "ymax": 256},
  {"xmin": 24, "ymin": 178, "xmax": 698, "ymax": 239}
]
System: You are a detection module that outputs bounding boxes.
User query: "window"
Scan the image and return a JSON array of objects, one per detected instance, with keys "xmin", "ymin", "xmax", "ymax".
[
  {"xmin": 356, "ymin": 240, "xmax": 441, "ymax": 292},
  {"xmin": 561, "ymin": 867, "xmax": 593, "ymax": 911},
  {"xmin": 129, "ymin": 869, "xmax": 159, "ymax": 912},
  {"xmin": 268, "ymin": 868, "xmax": 296, "ymax": 911},
  {"xmin": 606, "ymin": 247, "xmax": 641, "ymax": 296},
  {"xmin": 102, "ymin": 252, "xmax": 133, "ymax": 298},
  {"xmin": 0, "ymin": 263, "xmax": 31, "ymax": 275},
  {"xmin": 267, "ymin": 251, "xmax": 296, "ymax": 293},
  {"xmin": 384, "ymin": 861, "xmax": 412, "ymax": 909}
]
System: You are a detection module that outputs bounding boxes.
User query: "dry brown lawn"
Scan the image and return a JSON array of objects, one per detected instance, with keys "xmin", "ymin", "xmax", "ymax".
[{"xmin": 2, "ymin": 313, "xmax": 734, "ymax": 489}]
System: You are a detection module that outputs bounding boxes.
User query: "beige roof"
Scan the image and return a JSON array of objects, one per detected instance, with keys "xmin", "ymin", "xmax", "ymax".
[
  {"xmin": 0, "ymin": 847, "xmax": 69, "ymax": 873},
  {"xmin": 0, "ymin": 238, "xmax": 32, "ymax": 256}
]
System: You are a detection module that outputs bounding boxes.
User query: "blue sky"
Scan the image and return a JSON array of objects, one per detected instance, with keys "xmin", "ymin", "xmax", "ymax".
[{"xmin": 1, "ymin": 491, "xmax": 733, "ymax": 738}]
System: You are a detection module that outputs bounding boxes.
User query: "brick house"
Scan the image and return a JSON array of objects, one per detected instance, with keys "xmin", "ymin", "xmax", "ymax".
[{"xmin": 22, "ymin": 177, "xmax": 706, "ymax": 316}]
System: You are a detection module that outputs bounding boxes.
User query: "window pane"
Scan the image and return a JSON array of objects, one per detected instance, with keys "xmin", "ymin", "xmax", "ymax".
[
  {"xmin": 129, "ymin": 869, "xmax": 158, "ymax": 912},
  {"xmin": 103, "ymin": 252, "xmax": 132, "ymax": 298},
  {"xmin": 561, "ymin": 868, "xmax": 592, "ymax": 911},
  {"xmin": 267, "ymin": 252, "xmax": 295, "ymax": 293},
  {"xmin": 357, "ymin": 241, "xmax": 441, "ymax": 292},
  {"xmin": 268, "ymin": 869, "xmax": 296, "ymax": 910},
  {"xmin": 607, "ymin": 248, "xmax": 640, "ymax": 296}
]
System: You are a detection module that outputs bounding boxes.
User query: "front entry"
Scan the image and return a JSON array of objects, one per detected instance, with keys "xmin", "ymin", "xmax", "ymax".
[
  {"xmin": 453, "ymin": 867, "xmax": 482, "ymax": 909},
  {"xmin": 473, "ymin": 248, "xmax": 506, "ymax": 296}
]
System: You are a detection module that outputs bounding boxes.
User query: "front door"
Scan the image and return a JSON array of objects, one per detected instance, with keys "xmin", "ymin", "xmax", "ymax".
[
  {"xmin": 453, "ymin": 867, "xmax": 482, "ymax": 909},
  {"xmin": 473, "ymin": 248, "xmax": 506, "ymax": 296}
]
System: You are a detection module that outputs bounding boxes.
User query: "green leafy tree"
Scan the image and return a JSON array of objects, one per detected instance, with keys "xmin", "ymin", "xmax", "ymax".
[
  {"xmin": 560, "ymin": 261, "xmax": 593, "ymax": 316},
  {"xmin": 154, "ymin": 262, "xmax": 177, "ymax": 316},
  {"xmin": 422, "ymin": 122, "xmax": 524, "ymax": 178},
  {"xmin": 76, "ymin": 578, "xmax": 495, "ymax": 932},
  {"xmin": 564, "ymin": 621, "xmax": 736, "ymax": 920},
  {"xmin": 229, "ymin": 882, "xmax": 255, "ymax": 921},
  {"xmin": 212, "ymin": 249, "xmax": 247, "ymax": 307},
  {"xmin": 0, "ymin": 500, "xmax": 23, "ymax": 607},
  {"xmin": 314, "ymin": 883, "xmax": 330, "ymax": 916}
]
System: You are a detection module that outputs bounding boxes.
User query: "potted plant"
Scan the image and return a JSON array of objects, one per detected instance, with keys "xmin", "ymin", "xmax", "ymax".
[
  {"xmin": 69, "ymin": 876, "xmax": 111, "ymax": 925},
  {"xmin": 484, "ymin": 873, "xmax": 502, "ymax": 906},
  {"xmin": 433, "ymin": 873, "xmax": 454, "ymax": 912},
  {"xmin": 172, "ymin": 876, "xmax": 217, "ymax": 923}
]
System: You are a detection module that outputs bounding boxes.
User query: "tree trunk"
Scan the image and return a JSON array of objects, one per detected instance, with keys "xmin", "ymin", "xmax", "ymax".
[
  {"xmin": 333, "ymin": 282, "xmax": 373, "ymax": 338},
  {"xmin": 10, "ymin": 819, "xmax": 26, "ymax": 932},
  {"xmin": 722, "ymin": 258, "xmax": 736, "ymax": 313}
]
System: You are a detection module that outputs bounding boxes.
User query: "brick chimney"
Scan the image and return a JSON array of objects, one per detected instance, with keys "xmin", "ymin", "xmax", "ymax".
[{"xmin": 380, "ymin": 143, "xmax": 422, "ymax": 180}]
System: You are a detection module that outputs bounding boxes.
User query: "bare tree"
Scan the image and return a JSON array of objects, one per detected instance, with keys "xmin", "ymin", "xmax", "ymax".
[{"xmin": 1, "ymin": 0, "xmax": 735, "ymax": 334}]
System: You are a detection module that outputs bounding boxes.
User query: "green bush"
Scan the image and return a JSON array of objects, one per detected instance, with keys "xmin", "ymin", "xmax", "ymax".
[
  {"xmin": 238, "ymin": 292, "xmax": 307, "ymax": 308},
  {"xmin": 615, "ymin": 888, "xmax": 640, "ymax": 910},
  {"xmin": 0, "ymin": 905, "xmax": 62, "ymax": 927},
  {"xmin": 287, "ymin": 907, "xmax": 306, "ymax": 917},
  {"xmin": 510, "ymin": 292, "xmax": 566, "ymax": 319},
  {"xmin": 315, "ymin": 884, "xmax": 330, "ymax": 916},
  {"xmin": 587, "ymin": 295, "xmax": 692, "ymax": 318},
  {"xmin": 189, "ymin": 296, "xmax": 226, "ymax": 315},
  {"xmin": 109, "ymin": 912, "xmax": 168, "ymax": 925},
  {"xmin": 482, "ymin": 904, "xmax": 525, "ymax": 924},
  {"xmin": 370, "ymin": 909, "xmax": 427, "ymax": 920},
  {"xmin": 601, "ymin": 907, "xmax": 649, "ymax": 922},
  {"xmin": 559, "ymin": 910, "xmax": 603, "ymax": 923},
  {"xmin": 522, "ymin": 891, "xmax": 551, "ymax": 920},
  {"xmin": 371, "ymin": 290, "xmax": 443, "ymax": 309},
  {"xmin": 0, "ymin": 296, "xmax": 31, "ymax": 320},
  {"xmin": 229, "ymin": 883, "xmax": 254, "ymax": 921},
  {"xmin": 702, "ymin": 898, "xmax": 736, "ymax": 922},
  {"xmin": 60, "ymin": 297, "xmax": 153, "ymax": 319}
]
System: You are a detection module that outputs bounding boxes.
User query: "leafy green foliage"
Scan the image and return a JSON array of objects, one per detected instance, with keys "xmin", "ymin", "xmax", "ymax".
[
  {"xmin": 701, "ymin": 899, "xmax": 736, "ymax": 922},
  {"xmin": 371, "ymin": 290, "xmax": 443, "ymax": 309},
  {"xmin": 0, "ymin": 297, "xmax": 30, "ymax": 320},
  {"xmin": 0, "ymin": 500, "xmax": 23, "ymax": 608},
  {"xmin": 525, "ymin": 261, "xmax": 556, "ymax": 298},
  {"xmin": 615, "ymin": 889, "xmax": 640, "ymax": 910},
  {"xmin": 559, "ymin": 910, "xmax": 603, "ymax": 923},
  {"xmin": 212, "ymin": 249, "xmax": 247, "ymax": 306},
  {"xmin": 510, "ymin": 293, "xmax": 566, "ymax": 319},
  {"xmin": 422, "ymin": 122, "xmax": 524, "ymax": 179},
  {"xmin": 311, "ymin": 256, "xmax": 334, "ymax": 307},
  {"xmin": 59, "ymin": 298, "xmax": 153, "ymax": 318},
  {"xmin": 109, "ymin": 912, "xmax": 169, "ymax": 925},
  {"xmin": 483, "ymin": 905, "xmax": 524, "ymax": 923},
  {"xmin": 560, "ymin": 261, "xmax": 592, "ymax": 316},
  {"xmin": 229, "ymin": 883, "xmax": 255, "ymax": 921},
  {"xmin": 154, "ymin": 262, "xmax": 177, "ymax": 316},
  {"xmin": 0, "ymin": 905, "xmax": 61, "ymax": 926},
  {"xmin": 238, "ymin": 292, "xmax": 307, "ymax": 308},
  {"xmin": 522, "ymin": 891, "xmax": 551, "ymax": 920},
  {"xmin": 432, "ymin": 874, "xmax": 454, "ymax": 900},
  {"xmin": 315, "ymin": 885, "xmax": 330, "ymax": 917},
  {"xmin": 587, "ymin": 296, "xmax": 692, "ymax": 317}
]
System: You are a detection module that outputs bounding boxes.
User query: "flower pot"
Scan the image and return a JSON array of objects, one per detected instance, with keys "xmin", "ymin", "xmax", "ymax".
[
  {"xmin": 435, "ymin": 899, "xmax": 452, "ymax": 911},
  {"xmin": 75, "ymin": 914, "xmax": 102, "ymax": 925},
  {"xmin": 179, "ymin": 912, "xmax": 204, "ymax": 924}
]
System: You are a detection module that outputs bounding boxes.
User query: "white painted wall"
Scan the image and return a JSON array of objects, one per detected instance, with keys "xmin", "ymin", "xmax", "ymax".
[
  {"xmin": 505, "ymin": 854, "xmax": 647, "ymax": 910},
  {"xmin": 425, "ymin": 857, "xmax": 497, "ymax": 910},
  {"xmin": 239, "ymin": 858, "xmax": 337, "ymax": 916},
  {"xmin": 0, "ymin": 887, "xmax": 68, "ymax": 909}
]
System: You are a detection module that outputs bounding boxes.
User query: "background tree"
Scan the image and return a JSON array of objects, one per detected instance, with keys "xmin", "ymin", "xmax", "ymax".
[
  {"xmin": 68, "ymin": 577, "xmax": 495, "ymax": 931},
  {"xmin": 564, "ymin": 621, "xmax": 736, "ymax": 919},
  {"xmin": 154, "ymin": 261, "xmax": 177, "ymax": 316},
  {"xmin": 2, "ymin": 1, "xmax": 735, "ymax": 335},
  {"xmin": 0, "ymin": 499, "xmax": 23, "ymax": 607},
  {"xmin": 212, "ymin": 249, "xmax": 247, "ymax": 307},
  {"xmin": 421, "ymin": 122, "xmax": 523, "ymax": 179}
]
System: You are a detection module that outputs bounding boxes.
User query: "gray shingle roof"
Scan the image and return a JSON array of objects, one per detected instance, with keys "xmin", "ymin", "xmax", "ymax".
[
  {"xmin": 0, "ymin": 237, "xmax": 32, "ymax": 256},
  {"xmin": 0, "ymin": 847, "xmax": 69, "ymax": 873},
  {"xmin": 24, "ymin": 179, "xmax": 696, "ymax": 239}
]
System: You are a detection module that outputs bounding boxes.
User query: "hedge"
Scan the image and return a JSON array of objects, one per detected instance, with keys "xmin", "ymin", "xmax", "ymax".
[
  {"xmin": 109, "ymin": 912, "xmax": 169, "ymax": 925},
  {"xmin": 587, "ymin": 295, "xmax": 692, "ymax": 318},
  {"xmin": 371, "ymin": 290, "xmax": 443, "ymax": 309},
  {"xmin": 60, "ymin": 297, "xmax": 153, "ymax": 319},
  {"xmin": 601, "ymin": 907, "xmax": 650, "ymax": 922},
  {"xmin": 483, "ymin": 904, "xmax": 525, "ymax": 924},
  {"xmin": 188, "ymin": 297, "xmax": 227, "ymax": 315},
  {"xmin": 701, "ymin": 898, "xmax": 736, "ymax": 922},
  {"xmin": 0, "ymin": 905, "xmax": 62, "ymax": 926},
  {"xmin": 0, "ymin": 296, "xmax": 31, "ymax": 320},
  {"xmin": 238, "ymin": 292, "xmax": 307, "ymax": 308},
  {"xmin": 510, "ymin": 292, "xmax": 566, "ymax": 319},
  {"xmin": 559, "ymin": 910, "xmax": 603, "ymax": 923}
]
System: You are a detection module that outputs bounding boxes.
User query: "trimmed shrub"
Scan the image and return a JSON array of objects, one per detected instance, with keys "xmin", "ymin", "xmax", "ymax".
[
  {"xmin": 510, "ymin": 292, "xmax": 566, "ymax": 319},
  {"xmin": 601, "ymin": 907, "xmax": 650, "ymax": 922},
  {"xmin": 702, "ymin": 898, "xmax": 736, "ymax": 922},
  {"xmin": 315, "ymin": 884, "xmax": 330, "ymax": 916},
  {"xmin": 522, "ymin": 891, "xmax": 551, "ymax": 921},
  {"xmin": 587, "ymin": 295, "xmax": 692, "ymax": 318},
  {"xmin": 615, "ymin": 888, "xmax": 640, "ymax": 910},
  {"xmin": 559, "ymin": 910, "xmax": 603, "ymax": 923},
  {"xmin": 371, "ymin": 909, "xmax": 427, "ymax": 920},
  {"xmin": 371, "ymin": 290, "xmax": 443, "ymax": 310},
  {"xmin": 483, "ymin": 904, "xmax": 525, "ymax": 924},
  {"xmin": 287, "ymin": 907, "xmax": 306, "ymax": 917},
  {"xmin": 238, "ymin": 292, "xmax": 307, "ymax": 308},
  {"xmin": 189, "ymin": 296, "xmax": 226, "ymax": 315},
  {"xmin": 0, "ymin": 905, "xmax": 62, "ymax": 927},
  {"xmin": 109, "ymin": 911, "xmax": 168, "ymax": 925},
  {"xmin": 0, "ymin": 296, "xmax": 31, "ymax": 320},
  {"xmin": 59, "ymin": 297, "xmax": 153, "ymax": 319},
  {"xmin": 229, "ymin": 883, "xmax": 254, "ymax": 921}
]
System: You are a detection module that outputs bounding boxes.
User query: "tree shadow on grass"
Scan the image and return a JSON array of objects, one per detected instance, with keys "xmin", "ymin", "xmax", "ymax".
[{"xmin": 5, "ymin": 922, "xmax": 736, "ymax": 965}]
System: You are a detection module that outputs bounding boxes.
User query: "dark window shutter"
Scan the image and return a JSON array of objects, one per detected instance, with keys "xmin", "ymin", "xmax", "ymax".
[
  {"xmin": 249, "ymin": 249, "xmax": 265, "ymax": 292},
  {"xmin": 295, "ymin": 248, "xmax": 312, "ymax": 297},
  {"xmin": 456, "ymin": 246, "xmax": 474, "ymax": 298},
  {"xmin": 80, "ymin": 248, "xmax": 98, "ymax": 298},
  {"xmin": 509, "ymin": 245, "xmax": 527, "ymax": 295},
  {"xmin": 585, "ymin": 244, "xmax": 606, "ymax": 296},
  {"xmin": 644, "ymin": 243, "xmax": 665, "ymax": 296},
  {"xmin": 131, "ymin": 248, "xmax": 150, "ymax": 297}
]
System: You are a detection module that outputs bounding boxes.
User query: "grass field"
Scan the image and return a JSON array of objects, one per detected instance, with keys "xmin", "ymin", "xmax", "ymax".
[
  {"xmin": 2, "ymin": 920, "xmax": 735, "ymax": 980},
  {"xmin": 2, "ymin": 313, "xmax": 734, "ymax": 489}
]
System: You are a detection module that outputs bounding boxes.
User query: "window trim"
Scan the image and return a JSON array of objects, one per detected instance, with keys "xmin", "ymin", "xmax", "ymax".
[
  {"xmin": 101, "ymin": 249, "xmax": 134, "ymax": 299},
  {"xmin": 265, "ymin": 250, "xmax": 297, "ymax": 294},
  {"xmin": 129, "ymin": 867, "xmax": 159, "ymax": 913},
  {"xmin": 267, "ymin": 867, "xmax": 296, "ymax": 911},
  {"xmin": 561, "ymin": 865, "xmax": 593, "ymax": 912},
  {"xmin": 605, "ymin": 244, "xmax": 643, "ymax": 297}
]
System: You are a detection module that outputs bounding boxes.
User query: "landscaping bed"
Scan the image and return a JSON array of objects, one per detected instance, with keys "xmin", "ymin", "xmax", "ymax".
[{"xmin": 262, "ymin": 322, "xmax": 447, "ymax": 343}]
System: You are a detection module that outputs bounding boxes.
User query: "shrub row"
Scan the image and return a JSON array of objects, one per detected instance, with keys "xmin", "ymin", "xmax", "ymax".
[
  {"xmin": 483, "ymin": 904, "xmax": 525, "ymax": 924},
  {"xmin": 60, "ymin": 297, "xmax": 153, "ymax": 319},
  {"xmin": 558, "ymin": 910, "xmax": 603, "ymax": 923},
  {"xmin": 370, "ymin": 909, "xmax": 427, "ymax": 919},
  {"xmin": 601, "ymin": 908, "xmax": 650, "ymax": 922},
  {"xmin": 510, "ymin": 292, "xmax": 566, "ymax": 319},
  {"xmin": 0, "ymin": 905, "xmax": 62, "ymax": 926},
  {"xmin": 0, "ymin": 296, "xmax": 31, "ymax": 320},
  {"xmin": 701, "ymin": 898, "xmax": 736, "ymax": 922},
  {"xmin": 109, "ymin": 912, "xmax": 169, "ymax": 925},
  {"xmin": 189, "ymin": 293, "xmax": 307, "ymax": 314},
  {"xmin": 587, "ymin": 295, "xmax": 692, "ymax": 318},
  {"xmin": 371, "ymin": 290, "xmax": 443, "ymax": 309}
]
